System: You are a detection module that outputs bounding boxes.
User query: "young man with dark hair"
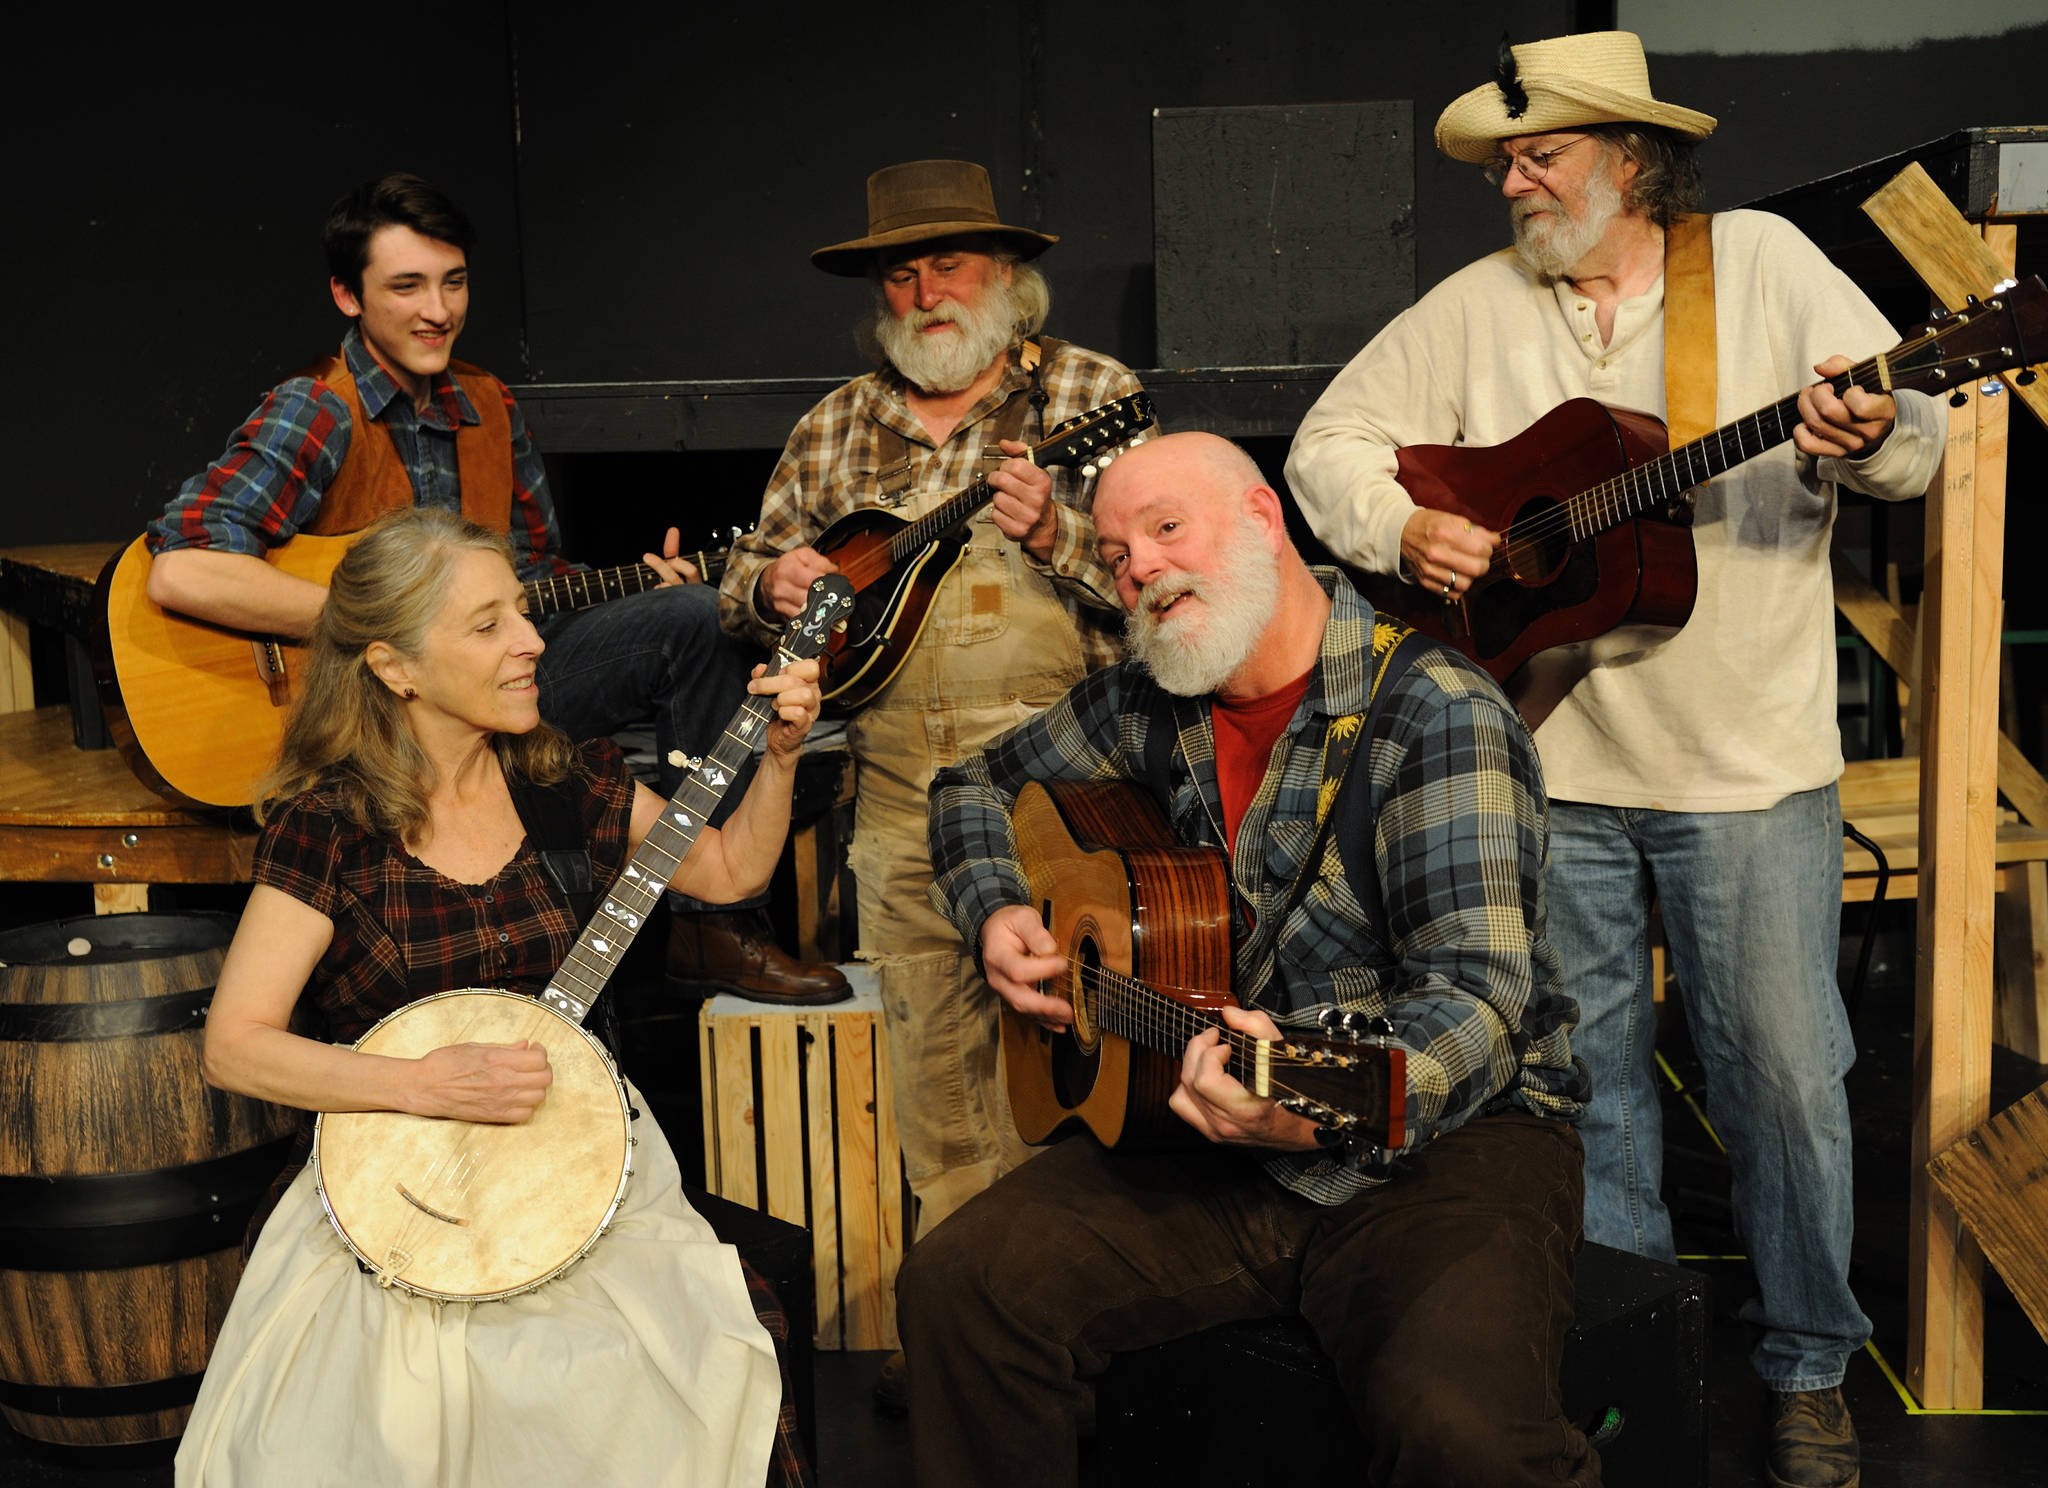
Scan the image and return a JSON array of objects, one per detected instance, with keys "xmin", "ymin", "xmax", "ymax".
[{"xmin": 148, "ymin": 171, "xmax": 847, "ymax": 1004}]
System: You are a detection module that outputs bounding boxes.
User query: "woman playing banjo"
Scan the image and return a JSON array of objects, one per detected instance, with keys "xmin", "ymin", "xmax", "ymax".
[{"xmin": 177, "ymin": 508, "xmax": 817, "ymax": 1486}]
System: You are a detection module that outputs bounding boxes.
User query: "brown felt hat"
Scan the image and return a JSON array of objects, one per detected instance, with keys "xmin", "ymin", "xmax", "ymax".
[
  {"xmin": 811, "ymin": 159, "xmax": 1058, "ymax": 276},
  {"xmin": 1434, "ymin": 31, "xmax": 1716, "ymax": 165}
]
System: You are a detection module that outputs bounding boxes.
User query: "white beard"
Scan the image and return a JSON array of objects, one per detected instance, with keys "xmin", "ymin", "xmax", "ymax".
[
  {"xmin": 1511, "ymin": 164, "xmax": 1624, "ymax": 281},
  {"xmin": 1125, "ymin": 514, "xmax": 1281, "ymax": 698},
  {"xmin": 874, "ymin": 280, "xmax": 1023, "ymax": 394}
]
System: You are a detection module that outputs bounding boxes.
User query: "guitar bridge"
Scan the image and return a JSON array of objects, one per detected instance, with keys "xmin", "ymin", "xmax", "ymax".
[{"xmin": 395, "ymin": 1182, "xmax": 468, "ymax": 1227}]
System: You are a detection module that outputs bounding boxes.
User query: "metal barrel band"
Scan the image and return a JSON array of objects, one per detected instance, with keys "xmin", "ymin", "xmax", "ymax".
[{"xmin": 0, "ymin": 985, "xmax": 214, "ymax": 1042}]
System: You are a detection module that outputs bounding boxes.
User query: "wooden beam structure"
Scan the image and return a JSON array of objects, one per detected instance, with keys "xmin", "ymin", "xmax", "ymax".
[{"xmin": 1861, "ymin": 163, "xmax": 2041, "ymax": 1409}]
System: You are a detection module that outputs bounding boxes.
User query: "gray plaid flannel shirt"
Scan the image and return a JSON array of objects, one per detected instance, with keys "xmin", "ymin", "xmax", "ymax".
[{"xmin": 927, "ymin": 569, "xmax": 1587, "ymax": 1204}]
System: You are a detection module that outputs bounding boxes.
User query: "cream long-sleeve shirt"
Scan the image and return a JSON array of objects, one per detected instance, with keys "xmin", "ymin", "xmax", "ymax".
[{"xmin": 1287, "ymin": 208, "xmax": 1944, "ymax": 812}]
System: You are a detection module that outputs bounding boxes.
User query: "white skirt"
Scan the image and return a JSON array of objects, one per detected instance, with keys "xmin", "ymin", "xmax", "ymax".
[{"xmin": 175, "ymin": 1089, "xmax": 782, "ymax": 1487}]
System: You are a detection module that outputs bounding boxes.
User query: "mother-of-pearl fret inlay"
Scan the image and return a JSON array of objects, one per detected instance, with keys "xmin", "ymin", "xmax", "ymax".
[{"xmin": 533, "ymin": 576, "xmax": 852, "ymax": 1031}]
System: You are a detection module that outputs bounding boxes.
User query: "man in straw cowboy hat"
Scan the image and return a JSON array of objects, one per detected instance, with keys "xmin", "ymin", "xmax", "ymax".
[
  {"xmin": 717, "ymin": 159, "xmax": 1145, "ymax": 1405},
  {"xmin": 1289, "ymin": 31, "xmax": 1944, "ymax": 1487}
]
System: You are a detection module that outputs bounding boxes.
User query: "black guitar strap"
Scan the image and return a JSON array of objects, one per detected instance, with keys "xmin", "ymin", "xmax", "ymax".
[{"xmin": 506, "ymin": 773, "xmax": 620, "ymax": 1060}]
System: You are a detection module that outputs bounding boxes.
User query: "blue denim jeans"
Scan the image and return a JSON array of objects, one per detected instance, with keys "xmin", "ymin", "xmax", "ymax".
[
  {"xmin": 534, "ymin": 581, "xmax": 765, "ymax": 911},
  {"xmin": 1546, "ymin": 786, "xmax": 1869, "ymax": 1391}
]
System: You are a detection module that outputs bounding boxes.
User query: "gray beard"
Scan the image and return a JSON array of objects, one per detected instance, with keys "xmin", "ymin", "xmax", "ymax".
[
  {"xmin": 1511, "ymin": 165, "xmax": 1624, "ymax": 281},
  {"xmin": 1125, "ymin": 517, "xmax": 1282, "ymax": 698},
  {"xmin": 874, "ymin": 281, "xmax": 1022, "ymax": 394}
]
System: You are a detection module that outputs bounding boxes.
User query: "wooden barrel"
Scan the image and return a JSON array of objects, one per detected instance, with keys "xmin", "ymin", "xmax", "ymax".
[{"xmin": 0, "ymin": 912, "xmax": 296, "ymax": 1450}]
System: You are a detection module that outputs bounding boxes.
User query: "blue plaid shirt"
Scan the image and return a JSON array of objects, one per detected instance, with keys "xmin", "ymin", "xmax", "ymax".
[
  {"xmin": 927, "ymin": 568, "xmax": 1587, "ymax": 1203},
  {"xmin": 148, "ymin": 325, "xmax": 570, "ymax": 582}
]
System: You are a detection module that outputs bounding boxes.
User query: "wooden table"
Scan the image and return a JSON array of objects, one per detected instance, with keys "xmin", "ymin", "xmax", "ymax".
[{"xmin": 0, "ymin": 544, "xmax": 255, "ymax": 910}]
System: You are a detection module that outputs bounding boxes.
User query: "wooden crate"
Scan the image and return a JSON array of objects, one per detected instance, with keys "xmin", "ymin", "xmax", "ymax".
[{"xmin": 699, "ymin": 969, "xmax": 904, "ymax": 1350}]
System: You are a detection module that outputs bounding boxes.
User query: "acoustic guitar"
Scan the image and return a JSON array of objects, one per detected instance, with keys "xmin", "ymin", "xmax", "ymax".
[
  {"xmin": 93, "ymin": 528, "xmax": 739, "ymax": 810},
  {"xmin": 311, "ymin": 575, "xmax": 855, "ymax": 1302},
  {"xmin": 807, "ymin": 394, "xmax": 1154, "ymax": 713},
  {"xmin": 1004, "ymin": 777, "xmax": 1403, "ymax": 1151},
  {"xmin": 1370, "ymin": 276, "xmax": 2048, "ymax": 723}
]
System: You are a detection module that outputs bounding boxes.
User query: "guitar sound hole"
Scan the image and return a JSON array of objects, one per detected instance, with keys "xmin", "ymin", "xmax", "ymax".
[
  {"xmin": 1051, "ymin": 937, "xmax": 1102, "ymax": 1111},
  {"xmin": 1502, "ymin": 497, "xmax": 1573, "ymax": 585}
]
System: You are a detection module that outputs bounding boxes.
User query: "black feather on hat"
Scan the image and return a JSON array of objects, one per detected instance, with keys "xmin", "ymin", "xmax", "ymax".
[{"xmin": 1495, "ymin": 35, "xmax": 1529, "ymax": 120}]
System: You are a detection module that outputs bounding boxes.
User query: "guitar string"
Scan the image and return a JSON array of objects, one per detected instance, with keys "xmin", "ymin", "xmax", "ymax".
[
  {"xmin": 1040, "ymin": 955, "xmax": 1381, "ymax": 1115},
  {"xmin": 1454, "ymin": 326, "xmax": 2007, "ymax": 585}
]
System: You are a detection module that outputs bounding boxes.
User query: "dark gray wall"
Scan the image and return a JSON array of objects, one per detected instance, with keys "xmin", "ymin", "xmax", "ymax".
[{"xmin": 8, "ymin": 8, "xmax": 2047, "ymax": 550}]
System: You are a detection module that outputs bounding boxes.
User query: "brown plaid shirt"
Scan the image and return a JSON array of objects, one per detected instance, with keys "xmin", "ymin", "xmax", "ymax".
[{"xmin": 717, "ymin": 339, "xmax": 1144, "ymax": 676}]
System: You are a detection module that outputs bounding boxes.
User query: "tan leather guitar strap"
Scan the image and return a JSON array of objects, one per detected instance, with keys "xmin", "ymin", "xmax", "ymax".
[{"xmin": 1663, "ymin": 213, "xmax": 1717, "ymax": 448}]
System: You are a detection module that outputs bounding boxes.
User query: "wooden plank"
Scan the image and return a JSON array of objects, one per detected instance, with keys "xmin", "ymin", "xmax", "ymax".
[
  {"xmin": 1993, "ymin": 861, "xmax": 2048, "ymax": 1063},
  {"xmin": 0, "ymin": 826, "xmax": 256, "ymax": 885},
  {"xmin": 803, "ymin": 1011, "xmax": 842, "ymax": 1350},
  {"xmin": 1926, "ymin": 1081, "xmax": 2048, "ymax": 1348},
  {"xmin": 834, "ymin": 1013, "xmax": 887, "ymax": 1351},
  {"xmin": 699, "ymin": 1009, "xmax": 719, "ymax": 1198},
  {"xmin": 758, "ymin": 1015, "xmax": 806, "ymax": 1227},
  {"xmin": 1, "ymin": 613, "xmax": 30, "ymax": 713},
  {"xmin": 1903, "ymin": 228, "xmax": 2006, "ymax": 1409},
  {"xmin": 711, "ymin": 1017, "xmax": 760, "ymax": 1209},
  {"xmin": 1860, "ymin": 165, "xmax": 2048, "ymax": 432},
  {"xmin": 92, "ymin": 884, "xmax": 149, "ymax": 915},
  {"xmin": 1831, "ymin": 563, "xmax": 2048, "ymax": 829},
  {"xmin": 871, "ymin": 998, "xmax": 903, "ymax": 1353}
]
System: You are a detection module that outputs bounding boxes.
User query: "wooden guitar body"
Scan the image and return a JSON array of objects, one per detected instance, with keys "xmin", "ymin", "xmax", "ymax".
[
  {"xmin": 314, "ymin": 989, "xmax": 633, "ymax": 1302},
  {"xmin": 1006, "ymin": 779, "xmax": 1236, "ymax": 1149},
  {"xmin": 1373, "ymin": 399, "xmax": 1697, "ymax": 692},
  {"xmin": 811, "ymin": 505, "xmax": 969, "ymax": 714},
  {"xmin": 93, "ymin": 534, "xmax": 351, "ymax": 809}
]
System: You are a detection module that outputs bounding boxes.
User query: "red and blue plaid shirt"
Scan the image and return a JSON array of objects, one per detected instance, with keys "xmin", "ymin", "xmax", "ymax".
[{"xmin": 148, "ymin": 325, "xmax": 571, "ymax": 581}]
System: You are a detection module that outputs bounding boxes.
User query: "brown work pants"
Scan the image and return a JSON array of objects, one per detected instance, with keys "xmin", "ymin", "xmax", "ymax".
[{"xmin": 897, "ymin": 1108, "xmax": 1600, "ymax": 1487}]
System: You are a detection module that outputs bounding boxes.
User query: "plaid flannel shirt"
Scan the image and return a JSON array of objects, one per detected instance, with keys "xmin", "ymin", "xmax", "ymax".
[
  {"xmin": 717, "ymin": 339, "xmax": 1141, "ymax": 669},
  {"xmin": 927, "ymin": 569, "xmax": 1587, "ymax": 1204},
  {"xmin": 147, "ymin": 325, "xmax": 571, "ymax": 582}
]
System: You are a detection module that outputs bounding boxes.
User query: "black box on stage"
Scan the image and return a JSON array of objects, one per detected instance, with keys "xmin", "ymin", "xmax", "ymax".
[{"xmin": 1092, "ymin": 1242, "xmax": 1705, "ymax": 1487}]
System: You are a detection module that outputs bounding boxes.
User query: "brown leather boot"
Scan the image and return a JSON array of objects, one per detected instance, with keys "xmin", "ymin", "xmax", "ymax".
[{"xmin": 666, "ymin": 909, "xmax": 851, "ymax": 1004}]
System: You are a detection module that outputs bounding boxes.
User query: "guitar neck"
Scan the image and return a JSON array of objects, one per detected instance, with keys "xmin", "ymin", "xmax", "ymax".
[
  {"xmin": 523, "ymin": 554, "xmax": 726, "ymax": 617},
  {"xmin": 883, "ymin": 472, "xmax": 1005, "ymax": 565},
  {"xmin": 1559, "ymin": 340, "xmax": 1920, "ymax": 543},
  {"xmin": 1069, "ymin": 965, "xmax": 1267, "ymax": 1077},
  {"xmin": 536, "ymin": 661, "xmax": 776, "ymax": 1027}
]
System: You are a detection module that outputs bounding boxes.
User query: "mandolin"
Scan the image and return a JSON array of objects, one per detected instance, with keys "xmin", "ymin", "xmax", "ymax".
[
  {"xmin": 1003, "ymin": 778, "xmax": 1403, "ymax": 1152},
  {"xmin": 93, "ymin": 527, "xmax": 740, "ymax": 810},
  {"xmin": 1370, "ymin": 276, "xmax": 2048, "ymax": 724},
  {"xmin": 311, "ymin": 576, "xmax": 854, "ymax": 1302},
  {"xmin": 805, "ymin": 394, "xmax": 1154, "ymax": 713}
]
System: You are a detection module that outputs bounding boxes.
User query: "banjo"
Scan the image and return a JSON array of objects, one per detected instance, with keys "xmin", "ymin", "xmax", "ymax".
[{"xmin": 312, "ymin": 575, "xmax": 856, "ymax": 1302}]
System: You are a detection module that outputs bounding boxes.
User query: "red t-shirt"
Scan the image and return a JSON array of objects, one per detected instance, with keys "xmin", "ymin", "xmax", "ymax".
[{"xmin": 1211, "ymin": 667, "xmax": 1315, "ymax": 855}]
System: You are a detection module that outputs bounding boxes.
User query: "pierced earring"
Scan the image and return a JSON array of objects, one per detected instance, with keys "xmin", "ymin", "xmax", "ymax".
[{"xmin": 403, "ymin": 687, "xmax": 417, "ymax": 699}]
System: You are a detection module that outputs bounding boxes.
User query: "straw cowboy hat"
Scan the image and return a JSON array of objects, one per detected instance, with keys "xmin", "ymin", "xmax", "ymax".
[
  {"xmin": 1434, "ymin": 31, "xmax": 1717, "ymax": 164},
  {"xmin": 811, "ymin": 159, "xmax": 1058, "ymax": 276}
]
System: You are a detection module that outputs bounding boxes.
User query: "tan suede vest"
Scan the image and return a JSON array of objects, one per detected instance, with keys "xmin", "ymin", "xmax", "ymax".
[{"xmin": 295, "ymin": 349, "xmax": 515, "ymax": 535}]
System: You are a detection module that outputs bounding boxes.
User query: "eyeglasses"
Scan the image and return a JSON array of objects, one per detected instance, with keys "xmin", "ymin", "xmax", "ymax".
[{"xmin": 1481, "ymin": 136, "xmax": 1591, "ymax": 187}]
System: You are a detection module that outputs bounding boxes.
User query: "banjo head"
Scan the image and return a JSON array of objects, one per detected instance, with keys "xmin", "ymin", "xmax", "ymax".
[{"xmin": 313, "ymin": 988, "xmax": 633, "ymax": 1302}]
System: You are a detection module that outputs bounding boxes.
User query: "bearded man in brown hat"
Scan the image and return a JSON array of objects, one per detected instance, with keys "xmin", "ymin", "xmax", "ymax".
[
  {"xmin": 1288, "ymin": 32, "xmax": 1945, "ymax": 1488},
  {"xmin": 717, "ymin": 159, "xmax": 1144, "ymax": 1404}
]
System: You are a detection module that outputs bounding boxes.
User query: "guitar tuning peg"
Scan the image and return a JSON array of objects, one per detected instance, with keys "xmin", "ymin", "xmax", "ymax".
[
  {"xmin": 1950, "ymin": 390, "xmax": 1970, "ymax": 408},
  {"xmin": 2019, "ymin": 368, "xmax": 2039, "ymax": 387}
]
